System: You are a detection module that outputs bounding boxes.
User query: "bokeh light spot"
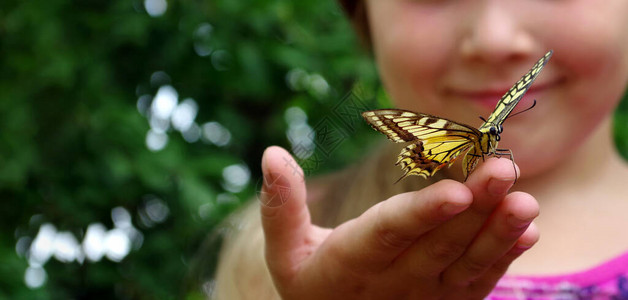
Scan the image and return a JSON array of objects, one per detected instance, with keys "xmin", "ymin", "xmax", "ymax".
[
  {"xmin": 217, "ymin": 193, "xmax": 238, "ymax": 205},
  {"xmin": 150, "ymin": 71, "xmax": 171, "ymax": 87},
  {"xmin": 146, "ymin": 129, "xmax": 169, "ymax": 151},
  {"xmin": 171, "ymin": 98, "xmax": 198, "ymax": 133},
  {"xmin": 144, "ymin": 0, "xmax": 167, "ymax": 17},
  {"xmin": 29, "ymin": 223, "xmax": 56, "ymax": 266},
  {"xmin": 284, "ymin": 106, "xmax": 308, "ymax": 127},
  {"xmin": 198, "ymin": 202, "xmax": 214, "ymax": 220},
  {"xmin": 151, "ymin": 85, "xmax": 178, "ymax": 120},
  {"xmin": 52, "ymin": 231, "xmax": 80, "ymax": 263},
  {"xmin": 284, "ymin": 106, "xmax": 315, "ymax": 159},
  {"xmin": 145, "ymin": 198, "xmax": 170, "ymax": 224},
  {"xmin": 182, "ymin": 123, "xmax": 201, "ymax": 143},
  {"xmin": 307, "ymin": 73, "xmax": 330, "ymax": 98},
  {"xmin": 201, "ymin": 121, "xmax": 231, "ymax": 146},
  {"xmin": 286, "ymin": 68, "xmax": 307, "ymax": 91},
  {"xmin": 137, "ymin": 94, "xmax": 152, "ymax": 116},
  {"xmin": 83, "ymin": 223, "xmax": 107, "ymax": 262},
  {"xmin": 15, "ymin": 236, "xmax": 31, "ymax": 257},
  {"xmin": 194, "ymin": 23, "xmax": 214, "ymax": 57},
  {"xmin": 112, "ymin": 207, "xmax": 132, "ymax": 229},
  {"xmin": 104, "ymin": 229, "xmax": 131, "ymax": 262},
  {"xmin": 24, "ymin": 266, "xmax": 47, "ymax": 289},
  {"xmin": 222, "ymin": 164, "xmax": 250, "ymax": 193}
]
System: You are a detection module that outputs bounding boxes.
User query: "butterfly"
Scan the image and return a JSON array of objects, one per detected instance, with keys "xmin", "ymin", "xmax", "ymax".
[{"xmin": 362, "ymin": 50, "xmax": 553, "ymax": 182}]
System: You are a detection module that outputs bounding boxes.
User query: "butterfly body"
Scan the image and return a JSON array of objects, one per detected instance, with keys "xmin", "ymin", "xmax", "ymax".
[{"xmin": 362, "ymin": 50, "xmax": 553, "ymax": 182}]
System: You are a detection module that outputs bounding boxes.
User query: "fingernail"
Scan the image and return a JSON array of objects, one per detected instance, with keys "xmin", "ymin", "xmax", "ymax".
[
  {"xmin": 507, "ymin": 214, "xmax": 533, "ymax": 230},
  {"xmin": 487, "ymin": 178, "xmax": 514, "ymax": 196},
  {"xmin": 440, "ymin": 202, "xmax": 470, "ymax": 216}
]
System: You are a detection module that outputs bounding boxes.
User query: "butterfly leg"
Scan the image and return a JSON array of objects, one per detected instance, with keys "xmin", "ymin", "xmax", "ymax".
[{"xmin": 494, "ymin": 148, "xmax": 518, "ymax": 183}]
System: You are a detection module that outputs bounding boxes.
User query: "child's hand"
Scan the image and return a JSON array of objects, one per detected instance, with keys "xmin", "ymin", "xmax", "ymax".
[{"xmin": 260, "ymin": 146, "xmax": 539, "ymax": 299}]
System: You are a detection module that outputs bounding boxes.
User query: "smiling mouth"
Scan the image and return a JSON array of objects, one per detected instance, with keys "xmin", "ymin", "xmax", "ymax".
[{"xmin": 446, "ymin": 78, "xmax": 562, "ymax": 110}]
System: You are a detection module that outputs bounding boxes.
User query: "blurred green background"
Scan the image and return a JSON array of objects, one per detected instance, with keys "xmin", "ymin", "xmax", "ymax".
[{"xmin": 1, "ymin": 0, "xmax": 627, "ymax": 299}]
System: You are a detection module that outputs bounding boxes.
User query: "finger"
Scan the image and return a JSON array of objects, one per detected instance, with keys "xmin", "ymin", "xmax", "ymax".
[
  {"xmin": 468, "ymin": 222, "xmax": 540, "ymax": 296},
  {"xmin": 441, "ymin": 191, "xmax": 539, "ymax": 286},
  {"xmin": 259, "ymin": 146, "xmax": 311, "ymax": 278},
  {"xmin": 464, "ymin": 157, "xmax": 520, "ymax": 212},
  {"xmin": 331, "ymin": 179, "xmax": 472, "ymax": 272},
  {"xmin": 391, "ymin": 158, "xmax": 518, "ymax": 277}
]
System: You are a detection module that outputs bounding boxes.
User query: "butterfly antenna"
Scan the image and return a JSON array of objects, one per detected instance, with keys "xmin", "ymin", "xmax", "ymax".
[
  {"xmin": 478, "ymin": 116, "xmax": 487, "ymax": 122},
  {"xmin": 506, "ymin": 99, "xmax": 537, "ymax": 120},
  {"xmin": 394, "ymin": 174, "xmax": 406, "ymax": 184}
]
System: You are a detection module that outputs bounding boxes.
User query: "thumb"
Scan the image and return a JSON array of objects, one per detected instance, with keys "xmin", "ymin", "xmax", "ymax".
[{"xmin": 260, "ymin": 146, "xmax": 311, "ymax": 277}]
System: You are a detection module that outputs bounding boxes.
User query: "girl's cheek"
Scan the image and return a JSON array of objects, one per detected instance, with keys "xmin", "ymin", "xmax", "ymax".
[{"xmin": 545, "ymin": 2, "xmax": 628, "ymax": 99}]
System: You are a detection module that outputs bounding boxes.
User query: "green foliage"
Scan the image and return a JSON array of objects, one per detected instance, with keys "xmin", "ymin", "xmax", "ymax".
[
  {"xmin": 615, "ymin": 94, "xmax": 628, "ymax": 159},
  {"xmin": 0, "ymin": 0, "xmax": 377, "ymax": 298},
  {"xmin": 1, "ymin": 0, "xmax": 627, "ymax": 299}
]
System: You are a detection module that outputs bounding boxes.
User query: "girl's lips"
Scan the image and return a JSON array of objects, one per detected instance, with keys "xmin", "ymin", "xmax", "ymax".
[{"xmin": 446, "ymin": 79, "xmax": 560, "ymax": 110}]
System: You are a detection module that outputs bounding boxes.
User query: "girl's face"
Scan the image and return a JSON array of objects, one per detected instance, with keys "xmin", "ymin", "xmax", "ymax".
[{"xmin": 364, "ymin": 0, "xmax": 628, "ymax": 177}]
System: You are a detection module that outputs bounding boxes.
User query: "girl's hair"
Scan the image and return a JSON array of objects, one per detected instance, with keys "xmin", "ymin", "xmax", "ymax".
[
  {"xmin": 337, "ymin": 0, "xmax": 371, "ymax": 46},
  {"xmin": 212, "ymin": 144, "xmax": 438, "ymax": 298}
]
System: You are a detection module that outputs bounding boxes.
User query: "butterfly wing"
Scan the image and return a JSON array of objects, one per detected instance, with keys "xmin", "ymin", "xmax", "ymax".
[
  {"xmin": 483, "ymin": 50, "xmax": 553, "ymax": 127},
  {"xmin": 395, "ymin": 140, "xmax": 475, "ymax": 182},
  {"xmin": 362, "ymin": 109, "xmax": 482, "ymax": 181},
  {"xmin": 462, "ymin": 144, "xmax": 482, "ymax": 180},
  {"xmin": 362, "ymin": 51, "xmax": 553, "ymax": 182}
]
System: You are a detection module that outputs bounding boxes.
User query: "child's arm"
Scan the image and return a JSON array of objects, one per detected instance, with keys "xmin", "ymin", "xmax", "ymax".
[
  {"xmin": 221, "ymin": 146, "xmax": 539, "ymax": 299},
  {"xmin": 213, "ymin": 201, "xmax": 281, "ymax": 299}
]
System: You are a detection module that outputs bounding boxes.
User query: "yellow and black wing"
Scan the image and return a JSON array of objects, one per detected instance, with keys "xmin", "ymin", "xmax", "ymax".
[
  {"xmin": 362, "ymin": 109, "xmax": 482, "ymax": 182},
  {"xmin": 483, "ymin": 50, "xmax": 553, "ymax": 127},
  {"xmin": 364, "ymin": 51, "xmax": 553, "ymax": 182}
]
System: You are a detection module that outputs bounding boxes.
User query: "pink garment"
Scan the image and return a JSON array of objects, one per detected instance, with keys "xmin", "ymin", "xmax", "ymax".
[{"xmin": 487, "ymin": 251, "xmax": 628, "ymax": 300}]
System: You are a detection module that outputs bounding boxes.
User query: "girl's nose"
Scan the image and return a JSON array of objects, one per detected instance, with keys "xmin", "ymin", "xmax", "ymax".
[{"xmin": 459, "ymin": 1, "xmax": 535, "ymax": 65}]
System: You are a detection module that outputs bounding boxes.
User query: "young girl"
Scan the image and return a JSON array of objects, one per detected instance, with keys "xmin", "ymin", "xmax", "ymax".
[{"xmin": 215, "ymin": 0, "xmax": 628, "ymax": 298}]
